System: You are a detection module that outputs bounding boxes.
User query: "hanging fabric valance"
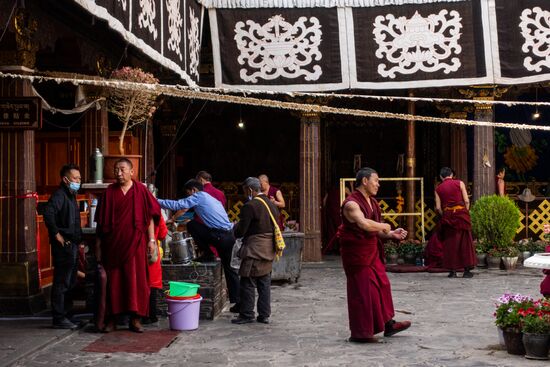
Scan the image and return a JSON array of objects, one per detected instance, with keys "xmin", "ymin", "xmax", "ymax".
[{"xmin": 207, "ymin": 0, "xmax": 550, "ymax": 91}]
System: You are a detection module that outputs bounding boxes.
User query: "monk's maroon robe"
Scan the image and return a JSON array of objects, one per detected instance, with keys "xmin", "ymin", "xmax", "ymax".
[
  {"xmin": 436, "ymin": 179, "xmax": 476, "ymax": 270},
  {"xmin": 337, "ymin": 191, "xmax": 395, "ymax": 338},
  {"xmin": 424, "ymin": 232, "xmax": 443, "ymax": 268},
  {"xmin": 96, "ymin": 180, "xmax": 160, "ymax": 317}
]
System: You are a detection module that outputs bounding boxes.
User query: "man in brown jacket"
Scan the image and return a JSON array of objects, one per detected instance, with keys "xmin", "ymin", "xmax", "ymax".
[{"xmin": 232, "ymin": 177, "xmax": 279, "ymax": 324}]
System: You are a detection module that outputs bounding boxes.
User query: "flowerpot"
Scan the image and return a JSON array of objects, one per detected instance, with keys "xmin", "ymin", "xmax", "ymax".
[
  {"xmin": 523, "ymin": 333, "xmax": 550, "ymax": 360},
  {"xmin": 503, "ymin": 328, "xmax": 525, "ymax": 355},
  {"xmin": 103, "ymin": 154, "xmax": 142, "ymax": 182},
  {"xmin": 404, "ymin": 253, "xmax": 416, "ymax": 265},
  {"xmin": 487, "ymin": 256, "xmax": 502, "ymax": 269},
  {"xmin": 522, "ymin": 251, "xmax": 532, "ymax": 263},
  {"xmin": 502, "ymin": 256, "xmax": 519, "ymax": 271},
  {"xmin": 386, "ymin": 254, "xmax": 399, "ymax": 265},
  {"xmin": 476, "ymin": 253, "xmax": 487, "ymax": 268}
]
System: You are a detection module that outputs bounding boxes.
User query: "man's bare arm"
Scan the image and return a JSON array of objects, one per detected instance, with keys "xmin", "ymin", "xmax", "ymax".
[{"xmin": 343, "ymin": 201, "xmax": 390, "ymax": 233}]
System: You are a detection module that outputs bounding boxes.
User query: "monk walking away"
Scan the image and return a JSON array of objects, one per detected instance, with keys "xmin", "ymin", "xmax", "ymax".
[
  {"xmin": 95, "ymin": 158, "xmax": 161, "ymax": 332},
  {"xmin": 435, "ymin": 167, "xmax": 476, "ymax": 278},
  {"xmin": 338, "ymin": 167, "xmax": 411, "ymax": 343}
]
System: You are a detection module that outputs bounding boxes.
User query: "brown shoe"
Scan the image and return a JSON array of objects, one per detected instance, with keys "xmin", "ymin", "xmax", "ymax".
[
  {"xmin": 384, "ymin": 320, "xmax": 411, "ymax": 337},
  {"xmin": 101, "ymin": 319, "xmax": 116, "ymax": 333},
  {"xmin": 129, "ymin": 318, "xmax": 144, "ymax": 333}
]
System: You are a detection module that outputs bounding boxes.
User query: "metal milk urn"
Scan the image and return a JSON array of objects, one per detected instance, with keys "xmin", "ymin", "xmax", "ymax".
[{"xmin": 91, "ymin": 148, "xmax": 104, "ymax": 183}]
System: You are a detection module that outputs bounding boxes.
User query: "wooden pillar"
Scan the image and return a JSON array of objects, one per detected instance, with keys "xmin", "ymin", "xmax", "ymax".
[
  {"xmin": 405, "ymin": 98, "xmax": 416, "ymax": 239},
  {"xmin": 0, "ymin": 9, "xmax": 45, "ymax": 313},
  {"xmin": 80, "ymin": 101, "xmax": 108, "ymax": 182},
  {"xmin": 0, "ymin": 77, "xmax": 46, "ymax": 314},
  {"xmin": 459, "ymin": 87, "xmax": 508, "ymax": 201},
  {"xmin": 473, "ymin": 103, "xmax": 495, "ymax": 201},
  {"xmin": 449, "ymin": 112, "xmax": 468, "ymax": 182},
  {"xmin": 300, "ymin": 112, "xmax": 322, "ymax": 262}
]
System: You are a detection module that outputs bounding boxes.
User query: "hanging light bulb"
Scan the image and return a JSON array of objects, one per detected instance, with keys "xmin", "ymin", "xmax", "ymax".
[
  {"xmin": 237, "ymin": 105, "xmax": 245, "ymax": 129},
  {"xmin": 533, "ymin": 110, "xmax": 541, "ymax": 120}
]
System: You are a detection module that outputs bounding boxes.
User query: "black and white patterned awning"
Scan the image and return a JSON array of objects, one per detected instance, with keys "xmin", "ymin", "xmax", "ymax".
[
  {"xmin": 72, "ymin": 0, "xmax": 204, "ymax": 86},
  {"xmin": 204, "ymin": 0, "xmax": 550, "ymax": 91}
]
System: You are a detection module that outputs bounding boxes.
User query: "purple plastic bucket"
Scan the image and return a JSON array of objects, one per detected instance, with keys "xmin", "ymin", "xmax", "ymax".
[{"xmin": 167, "ymin": 296, "xmax": 202, "ymax": 331}]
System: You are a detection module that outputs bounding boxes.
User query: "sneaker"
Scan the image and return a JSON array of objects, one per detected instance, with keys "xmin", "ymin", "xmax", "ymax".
[
  {"xmin": 384, "ymin": 320, "xmax": 411, "ymax": 337},
  {"xmin": 231, "ymin": 316, "xmax": 255, "ymax": 324},
  {"xmin": 52, "ymin": 318, "xmax": 77, "ymax": 330},
  {"xmin": 229, "ymin": 303, "xmax": 240, "ymax": 313},
  {"xmin": 256, "ymin": 316, "xmax": 270, "ymax": 324}
]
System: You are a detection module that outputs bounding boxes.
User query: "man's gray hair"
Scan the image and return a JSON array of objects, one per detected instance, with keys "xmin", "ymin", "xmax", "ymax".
[{"xmin": 243, "ymin": 177, "xmax": 261, "ymax": 192}]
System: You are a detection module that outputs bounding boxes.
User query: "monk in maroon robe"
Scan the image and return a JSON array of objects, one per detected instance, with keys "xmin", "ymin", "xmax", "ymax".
[
  {"xmin": 338, "ymin": 167, "xmax": 411, "ymax": 343},
  {"xmin": 435, "ymin": 167, "xmax": 476, "ymax": 278},
  {"xmin": 95, "ymin": 158, "xmax": 160, "ymax": 333}
]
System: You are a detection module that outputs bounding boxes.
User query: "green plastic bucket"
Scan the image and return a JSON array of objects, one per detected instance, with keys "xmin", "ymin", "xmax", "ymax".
[{"xmin": 169, "ymin": 281, "xmax": 200, "ymax": 297}]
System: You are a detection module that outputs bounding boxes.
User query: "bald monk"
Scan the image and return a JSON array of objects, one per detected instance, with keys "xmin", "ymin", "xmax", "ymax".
[
  {"xmin": 338, "ymin": 167, "xmax": 411, "ymax": 343},
  {"xmin": 435, "ymin": 167, "xmax": 476, "ymax": 278},
  {"xmin": 95, "ymin": 158, "xmax": 160, "ymax": 333}
]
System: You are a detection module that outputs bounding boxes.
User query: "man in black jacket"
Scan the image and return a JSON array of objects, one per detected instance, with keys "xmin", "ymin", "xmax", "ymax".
[
  {"xmin": 43, "ymin": 164, "xmax": 82, "ymax": 329},
  {"xmin": 232, "ymin": 177, "xmax": 279, "ymax": 325}
]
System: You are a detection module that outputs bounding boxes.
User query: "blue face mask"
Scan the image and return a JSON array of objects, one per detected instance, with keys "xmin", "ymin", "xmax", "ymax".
[{"xmin": 68, "ymin": 181, "xmax": 80, "ymax": 192}]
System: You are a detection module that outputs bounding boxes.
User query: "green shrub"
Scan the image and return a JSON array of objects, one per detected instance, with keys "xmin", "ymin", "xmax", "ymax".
[
  {"xmin": 384, "ymin": 241, "xmax": 398, "ymax": 255},
  {"xmin": 470, "ymin": 195, "xmax": 521, "ymax": 252},
  {"xmin": 397, "ymin": 240, "xmax": 424, "ymax": 257}
]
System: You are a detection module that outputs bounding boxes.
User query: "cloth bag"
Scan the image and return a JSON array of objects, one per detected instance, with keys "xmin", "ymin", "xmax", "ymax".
[
  {"xmin": 255, "ymin": 197, "xmax": 286, "ymax": 260},
  {"xmin": 230, "ymin": 238, "xmax": 243, "ymax": 270}
]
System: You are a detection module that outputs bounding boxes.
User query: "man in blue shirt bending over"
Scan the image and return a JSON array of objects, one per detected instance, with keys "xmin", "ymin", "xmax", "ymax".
[{"xmin": 157, "ymin": 179, "xmax": 239, "ymax": 309}]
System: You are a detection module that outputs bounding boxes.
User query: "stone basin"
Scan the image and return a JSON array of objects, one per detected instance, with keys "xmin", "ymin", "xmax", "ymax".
[{"xmin": 523, "ymin": 253, "xmax": 550, "ymax": 269}]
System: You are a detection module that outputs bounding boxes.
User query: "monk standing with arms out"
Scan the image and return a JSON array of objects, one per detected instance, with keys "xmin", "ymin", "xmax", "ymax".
[
  {"xmin": 435, "ymin": 167, "xmax": 476, "ymax": 278},
  {"xmin": 338, "ymin": 167, "xmax": 411, "ymax": 343},
  {"xmin": 95, "ymin": 158, "xmax": 161, "ymax": 332}
]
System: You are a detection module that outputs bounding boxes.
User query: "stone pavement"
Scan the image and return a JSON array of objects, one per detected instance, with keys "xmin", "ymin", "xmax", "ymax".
[{"xmin": 3, "ymin": 256, "xmax": 550, "ymax": 367}]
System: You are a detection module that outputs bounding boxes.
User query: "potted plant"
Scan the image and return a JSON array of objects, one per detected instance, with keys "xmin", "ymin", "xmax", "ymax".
[
  {"xmin": 494, "ymin": 293, "xmax": 534, "ymax": 355},
  {"xmin": 106, "ymin": 66, "xmax": 160, "ymax": 180},
  {"xmin": 487, "ymin": 248, "xmax": 503, "ymax": 270},
  {"xmin": 517, "ymin": 238, "xmax": 534, "ymax": 265},
  {"xmin": 475, "ymin": 240, "xmax": 488, "ymax": 268},
  {"xmin": 502, "ymin": 242, "xmax": 520, "ymax": 271},
  {"xmin": 521, "ymin": 301, "xmax": 550, "ymax": 360},
  {"xmin": 384, "ymin": 241, "xmax": 399, "ymax": 265},
  {"xmin": 471, "ymin": 195, "xmax": 521, "ymax": 259},
  {"xmin": 398, "ymin": 240, "xmax": 422, "ymax": 265}
]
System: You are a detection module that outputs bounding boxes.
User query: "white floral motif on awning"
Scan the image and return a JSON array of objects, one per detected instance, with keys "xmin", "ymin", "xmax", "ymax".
[
  {"xmin": 234, "ymin": 15, "xmax": 323, "ymax": 83},
  {"xmin": 374, "ymin": 10, "xmax": 463, "ymax": 78}
]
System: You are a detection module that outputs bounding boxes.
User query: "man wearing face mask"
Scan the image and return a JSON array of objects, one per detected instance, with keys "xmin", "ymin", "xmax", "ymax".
[
  {"xmin": 157, "ymin": 179, "xmax": 240, "ymax": 310},
  {"xmin": 44, "ymin": 164, "xmax": 83, "ymax": 329}
]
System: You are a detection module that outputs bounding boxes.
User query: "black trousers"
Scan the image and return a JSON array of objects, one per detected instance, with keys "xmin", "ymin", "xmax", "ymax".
[
  {"xmin": 239, "ymin": 273, "xmax": 271, "ymax": 319},
  {"xmin": 149, "ymin": 288, "xmax": 160, "ymax": 320},
  {"xmin": 51, "ymin": 242, "xmax": 78, "ymax": 323},
  {"xmin": 186, "ymin": 220, "xmax": 240, "ymax": 303}
]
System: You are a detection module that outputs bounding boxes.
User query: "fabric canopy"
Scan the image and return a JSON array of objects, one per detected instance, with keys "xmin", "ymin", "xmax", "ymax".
[
  {"xmin": 205, "ymin": 0, "xmax": 550, "ymax": 91},
  {"xmin": 72, "ymin": 0, "xmax": 204, "ymax": 86}
]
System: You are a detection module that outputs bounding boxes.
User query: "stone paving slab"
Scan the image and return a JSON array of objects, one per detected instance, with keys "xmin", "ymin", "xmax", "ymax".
[{"xmin": 4, "ymin": 257, "xmax": 550, "ymax": 366}]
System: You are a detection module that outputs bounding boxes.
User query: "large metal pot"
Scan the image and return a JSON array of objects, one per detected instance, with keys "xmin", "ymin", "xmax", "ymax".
[{"xmin": 169, "ymin": 232, "xmax": 196, "ymax": 264}]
